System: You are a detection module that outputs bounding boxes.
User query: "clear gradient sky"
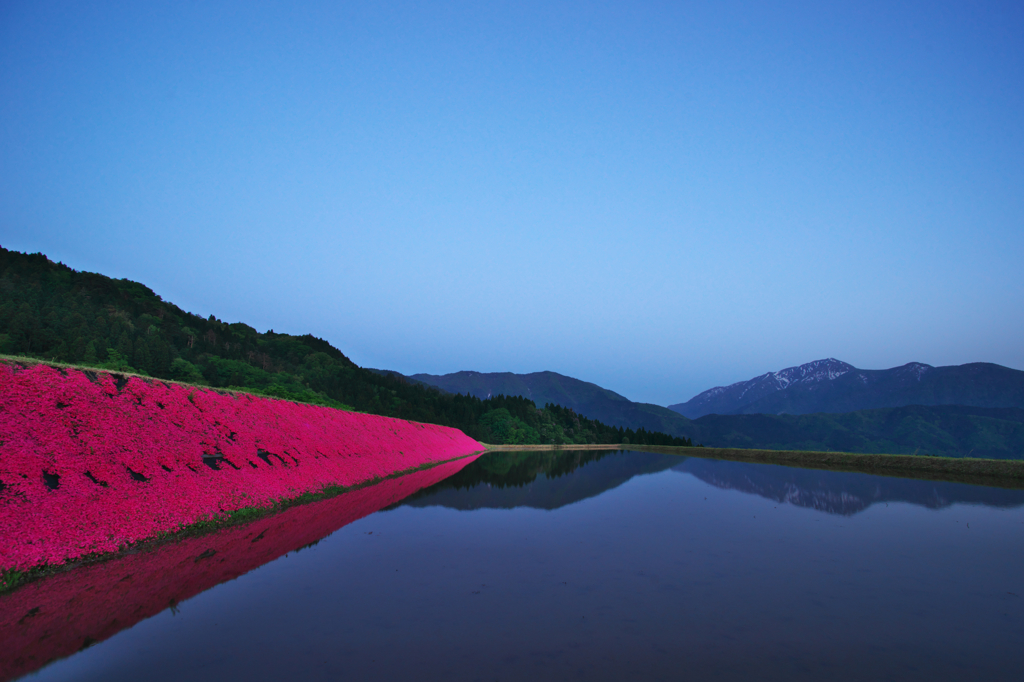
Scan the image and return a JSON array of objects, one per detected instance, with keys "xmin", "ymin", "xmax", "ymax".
[{"xmin": 2, "ymin": 1, "xmax": 1022, "ymax": 405}]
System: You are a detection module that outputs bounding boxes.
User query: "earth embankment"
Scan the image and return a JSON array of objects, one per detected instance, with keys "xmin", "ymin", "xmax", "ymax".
[{"xmin": 0, "ymin": 362, "xmax": 482, "ymax": 572}]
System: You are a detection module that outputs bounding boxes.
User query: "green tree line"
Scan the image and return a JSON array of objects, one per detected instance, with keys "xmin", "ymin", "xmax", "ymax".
[{"xmin": 0, "ymin": 248, "xmax": 692, "ymax": 448}]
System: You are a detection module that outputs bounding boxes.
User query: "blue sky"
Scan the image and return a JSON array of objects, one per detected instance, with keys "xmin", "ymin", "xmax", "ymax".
[{"xmin": 2, "ymin": 1, "xmax": 1022, "ymax": 405}]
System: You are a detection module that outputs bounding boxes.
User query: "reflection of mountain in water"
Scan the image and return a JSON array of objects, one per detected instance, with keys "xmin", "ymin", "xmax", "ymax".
[
  {"xmin": 406, "ymin": 449, "xmax": 1024, "ymax": 517},
  {"xmin": 674, "ymin": 458, "xmax": 1024, "ymax": 516},
  {"xmin": 403, "ymin": 449, "xmax": 681, "ymax": 511}
]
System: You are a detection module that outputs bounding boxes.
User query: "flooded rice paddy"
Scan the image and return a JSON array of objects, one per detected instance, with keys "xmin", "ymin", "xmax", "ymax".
[{"xmin": 5, "ymin": 449, "xmax": 1024, "ymax": 681}]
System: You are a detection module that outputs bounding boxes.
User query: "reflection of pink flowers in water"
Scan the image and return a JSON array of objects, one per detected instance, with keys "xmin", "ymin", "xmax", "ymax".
[
  {"xmin": 0, "ymin": 455, "xmax": 478, "ymax": 682},
  {"xmin": 0, "ymin": 363, "xmax": 482, "ymax": 571}
]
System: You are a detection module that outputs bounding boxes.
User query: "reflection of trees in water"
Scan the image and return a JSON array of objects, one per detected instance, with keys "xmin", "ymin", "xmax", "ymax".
[
  {"xmin": 414, "ymin": 449, "xmax": 615, "ymax": 492},
  {"xmin": 674, "ymin": 459, "xmax": 1024, "ymax": 516},
  {"xmin": 403, "ymin": 449, "xmax": 683, "ymax": 511}
]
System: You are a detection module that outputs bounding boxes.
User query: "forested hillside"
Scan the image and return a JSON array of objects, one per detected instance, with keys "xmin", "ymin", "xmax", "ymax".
[{"xmin": 0, "ymin": 247, "xmax": 692, "ymax": 449}]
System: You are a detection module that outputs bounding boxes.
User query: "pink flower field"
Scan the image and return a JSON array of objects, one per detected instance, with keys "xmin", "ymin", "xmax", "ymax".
[{"xmin": 0, "ymin": 362, "xmax": 482, "ymax": 572}]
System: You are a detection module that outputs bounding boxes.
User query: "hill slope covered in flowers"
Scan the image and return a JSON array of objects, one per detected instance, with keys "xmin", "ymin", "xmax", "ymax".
[
  {"xmin": 0, "ymin": 361, "xmax": 482, "ymax": 572},
  {"xmin": 0, "ymin": 247, "xmax": 693, "ymax": 448}
]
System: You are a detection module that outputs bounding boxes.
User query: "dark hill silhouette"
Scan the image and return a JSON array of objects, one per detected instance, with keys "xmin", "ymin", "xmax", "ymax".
[{"xmin": 410, "ymin": 370, "xmax": 694, "ymax": 437}]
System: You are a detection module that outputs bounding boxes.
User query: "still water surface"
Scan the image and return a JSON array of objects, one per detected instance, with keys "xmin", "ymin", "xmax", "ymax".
[{"xmin": 12, "ymin": 450, "xmax": 1024, "ymax": 681}]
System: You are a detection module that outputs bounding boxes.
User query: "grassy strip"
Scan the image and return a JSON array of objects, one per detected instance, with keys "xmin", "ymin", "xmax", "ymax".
[
  {"xmin": 484, "ymin": 443, "xmax": 1024, "ymax": 488},
  {"xmin": 0, "ymin": 450, "xmax": 483, "ymax": 596}
]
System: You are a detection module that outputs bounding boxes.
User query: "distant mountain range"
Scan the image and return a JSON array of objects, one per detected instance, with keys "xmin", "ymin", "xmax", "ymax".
[
  {"xmin": 405, "ymin": 363, "xmax": 1024, "ymax": 458},
  {"xmin": 409, "ymin": 370, "xmax": 694, "ymax": 437},
  {"xmin": 669, "ymin": 358, "xmax": 1024, "ymax": 418}
]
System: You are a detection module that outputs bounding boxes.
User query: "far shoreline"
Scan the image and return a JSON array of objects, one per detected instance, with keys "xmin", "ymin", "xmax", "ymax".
[{"xmin": 483, "ymin": 443, "xmax": 1024, "ymax": 489}]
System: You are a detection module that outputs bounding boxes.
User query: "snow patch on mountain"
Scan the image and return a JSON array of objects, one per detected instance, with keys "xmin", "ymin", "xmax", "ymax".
[{"xmin": 685, "ymin": 359, "xmax": 854, "ymax": 409}]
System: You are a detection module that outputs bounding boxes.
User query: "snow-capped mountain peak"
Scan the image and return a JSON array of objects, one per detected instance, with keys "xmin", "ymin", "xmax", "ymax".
[{"xmin": 673, "ymin": 359, "xmax": 855, "ymax": 417}]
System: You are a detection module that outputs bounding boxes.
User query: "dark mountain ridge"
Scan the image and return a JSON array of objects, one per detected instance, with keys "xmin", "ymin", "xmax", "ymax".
[
  {"xmin": 410, "ymin": 370, "xmax": 695, "ymax": 437},
  {"xmin": 671, "ymin": 358, "xmax": 1024, "ymax": 418}
]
